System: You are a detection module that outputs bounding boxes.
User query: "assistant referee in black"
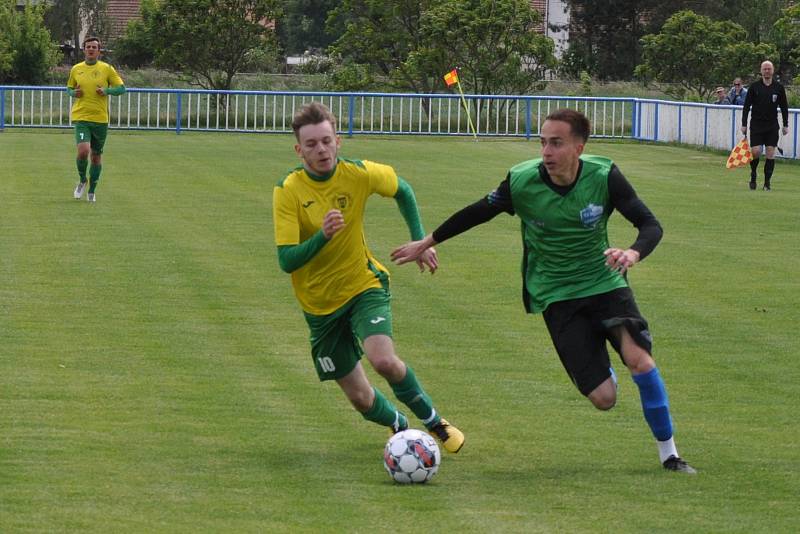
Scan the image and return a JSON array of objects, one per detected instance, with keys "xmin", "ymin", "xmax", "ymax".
[{"xmin": 741, "ymin": 60, "xmax": 789, "ymax": 191}]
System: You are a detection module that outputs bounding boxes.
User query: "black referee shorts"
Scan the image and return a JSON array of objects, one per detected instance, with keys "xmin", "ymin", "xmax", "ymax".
[
  {"xmin": 750, "ymin": 128, "xmax": 779, "ymax": 148},
  {"xmin": 542, "ymin": 287, "xmax": 653, "ymax": 396}
]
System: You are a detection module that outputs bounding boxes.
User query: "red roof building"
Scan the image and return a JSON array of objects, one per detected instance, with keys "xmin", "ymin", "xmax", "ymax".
[{"xmin": 106, "ymin": 0, "xmax": 142, "ymax": 41}]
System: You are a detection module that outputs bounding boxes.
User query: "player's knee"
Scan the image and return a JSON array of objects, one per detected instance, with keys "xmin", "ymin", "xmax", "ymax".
[
  {"xmin": 626, "ymin": 355, "xmax": 655, "ymax": 376},
  {"xmin": 370, "ymin": 354, "xmax": 402, "ymax": 379},
  {"xmin": 351, "ymin": 397, "xmax": 372, "ymax": 413},
  {"xmin": 77, "ymin": 147, "xmax": 90, "ymax": 159},
  {"xmin": 588, "ymin": 382, "xmax": 617, "ymax": 410},
  {"xmin": 347, "ymin": 389, "xmax": 374, "ymax": 412},
  {"xmin": 590, "ymin": 394, "xmax": 616, "ymax": 411}
]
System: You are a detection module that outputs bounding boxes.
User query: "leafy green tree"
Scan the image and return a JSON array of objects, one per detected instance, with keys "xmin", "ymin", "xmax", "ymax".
[
  {"xmin": 327, "ymin": 0, "xmax": 433, "ymax": 92},
  {"xmin": 328, "ymin": 0, "xmax": 554, "ymax": 94},
  {"xmin": 43, "ymin": 0, "xmax": 110, "ymax": 60},
  {"xmin": 325, "ymin": 61, "xmax": 374, "ymax": 91},
  {"xmin": 716, "ymin": 0, "xmax": 789, "ymax": 45},
  {"xmin": 681, "ymin": 0, "xmax": 792, "ymax": 77},
  {"xmin": 635, "ymin": 10, "xmax": 777, "ymax": 101},
  {"xmin": 139, "ymin": 0, "xmax": 281, "ymax": 90},
  {"xmin": 276, "ymin": 0, "xmax": 340, "ymax": 56},
  {"xmin": 0, "ymin": 23, "xmax": 12, "ymax": 81},
  {"xmin": 113, "ymin": 18, "xmax": 154, "ymax": 69},
  {"xmin": 562, "ymin": 0, "xmax": 697, "ymax": 80},
  {"xmin": 422, "ymin": 0, "xmax": 555, "ymax": 95},
  {"xmin": 0, "ymin": 0, "xmax": 60, "ymax": 84},
  {"xmin": 773, "ymin": 3, "xmax": 800, "ymax": 80}
]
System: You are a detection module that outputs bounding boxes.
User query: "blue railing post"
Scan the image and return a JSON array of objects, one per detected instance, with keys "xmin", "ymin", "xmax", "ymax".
[
  {"xmin": 176, "ymin": 93, "xmax": 182, "ymax": 135},
  {"xmin": 638, "ymin": 101, "xmax": 643, "ymax": 139},
  {"xmin": 653, "ymin": 103, "xmax": 659, "ymax": 142},
  {"xmin": 347, "ymin": 95, "xmax": 355, "ymax": 138},
  {"xmin": 730, "ymin": 108, "xmax": 737, "ymax": 149},
  {"xmin": 525, "ymin": 98, "xmax": 531, "ymax": 140},
  {"xmin": 0, "ymin": 88, "xmax": 4, "ymax": 132},
  {"xmin": 793, "ymin": 113, "xmax": 798, "ymax": 158},
  {"xmin": 631, "ymin": 100, "xmax": 637, "ymax": 139},
  {"xmin": 678, "ymin": 104, "xmax": 683, "ymax": 144}
]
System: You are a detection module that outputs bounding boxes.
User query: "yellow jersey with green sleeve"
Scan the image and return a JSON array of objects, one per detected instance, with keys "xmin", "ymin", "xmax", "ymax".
[
  {"xmin": 273, "ymin": 158, "xmax": 399, "ymax": 315},
  {"xmin": 67, "ymin": 61, "xmax": 124, "ymax": 123}
]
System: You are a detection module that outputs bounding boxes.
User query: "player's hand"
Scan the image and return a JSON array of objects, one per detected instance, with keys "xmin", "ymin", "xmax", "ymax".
[
  {"xmin": 96, "ymin": 86, "xmax": 106, "ymax": 95},
  {"xmin": 321, "ymin": 209, "xmax": 345, "ymax": 239},
  {"xmin": 416, "ymin": 247, "xmax": 438, "ymax": 274},
  {"xmin": 604, "ymin": 247, "xmax": 639, "ymax": 274},
  {"xmin": 391, "ymin": 235, "xmax": 436, "ymax": 266},
  {"xmin": 740, "ymin": 126, "xmax": 747, "ymax": 136},
  {"xmin": 74, "ymin": 85, "xmax": 83, "ymax": 98},
  {"xmin": 782, "ymin": 126, "xmax": 789, "ymax": 136}
]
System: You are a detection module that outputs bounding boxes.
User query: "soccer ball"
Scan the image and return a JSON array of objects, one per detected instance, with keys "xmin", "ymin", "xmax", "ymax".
[{"xmin": 383, "ymin": 429, "xmax": 441, "ymax": 484}]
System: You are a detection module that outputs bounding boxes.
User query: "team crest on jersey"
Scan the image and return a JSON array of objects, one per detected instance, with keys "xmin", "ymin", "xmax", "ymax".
[
  {"xmin": 333, "ymin": 193, "xmax": 351, "ymax": 210},
  {"xmin": 580, "ymin": 203, "xmax": 603, "ymax": 228}
]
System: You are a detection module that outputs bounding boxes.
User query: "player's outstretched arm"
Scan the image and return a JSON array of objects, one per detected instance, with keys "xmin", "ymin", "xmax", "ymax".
[
  {"xmin": 392, "ymin": 177, "xmax": 437, "ymax": 273},
  {"xmin": 415, "ymin": 246, "xmax": 438, "ymax": 274},
  {"xmin": 393, "ymin": 191, "xmax": 506, "ymax": 269},
  {"xmin": 391, "ymin": 234, "xmax": 438, "ymax": 267}
]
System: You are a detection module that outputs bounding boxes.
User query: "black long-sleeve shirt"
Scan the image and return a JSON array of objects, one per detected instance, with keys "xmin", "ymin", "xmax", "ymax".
[
  {"xmin": 742, "ymin": 79, "xmax": 789, "ymax": 133},
  {"xmin": 432, "ymin": 162, "xmax": 663, "ymax": 260}
]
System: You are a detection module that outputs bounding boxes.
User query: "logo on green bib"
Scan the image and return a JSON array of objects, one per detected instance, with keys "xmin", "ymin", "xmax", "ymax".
[{"xmin": 580, "ymin": 203, "xmax": 603, "ymax": 228}]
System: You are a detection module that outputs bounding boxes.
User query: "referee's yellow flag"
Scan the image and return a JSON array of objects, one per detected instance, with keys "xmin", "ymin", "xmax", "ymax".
[{"xmin": 726, "ymin": 138, "xmax": 753, "ymax": 169}]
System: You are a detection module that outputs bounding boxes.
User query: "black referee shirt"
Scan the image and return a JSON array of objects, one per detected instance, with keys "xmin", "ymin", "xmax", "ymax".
[{"xmin": 742, "ymin": 79, "xmax": 789, "ymax": 133}]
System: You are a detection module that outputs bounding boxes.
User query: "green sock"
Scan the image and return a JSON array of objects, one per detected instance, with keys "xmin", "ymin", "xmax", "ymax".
[
  {"xmin": 390, "ymin": 365, "xmax": 440, "ymax": 428},
  {"xmin": 89, "ymin": 164, "xmax": 102, "ymax": 193},
  {"xmin": 76, "ymin": 159, "xmax": 88, "ymax": 182},
  {"xmin": 362, "ymin": 387, "xmax": 406, "ymax": 429}
]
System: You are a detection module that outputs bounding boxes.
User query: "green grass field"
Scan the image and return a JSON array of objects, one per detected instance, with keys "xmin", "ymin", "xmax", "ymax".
[{"xmin": 1, "ymin": 130, "xmax": 798, "ymax": 533}]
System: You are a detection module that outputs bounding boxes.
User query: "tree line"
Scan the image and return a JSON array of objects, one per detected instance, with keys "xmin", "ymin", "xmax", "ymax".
[{"xmin": 3, "ymin": 0, "xmax": 800, "ymax": 101}]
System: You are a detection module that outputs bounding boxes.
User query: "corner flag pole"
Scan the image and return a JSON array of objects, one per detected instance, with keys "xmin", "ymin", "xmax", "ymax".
[
  {"xmin": 444, "ymin": 68, "xmax": 477, "ymax": 140},
  {"xmin": 455, "ymin": 77, "xmax": 478, "ymax": 140}
]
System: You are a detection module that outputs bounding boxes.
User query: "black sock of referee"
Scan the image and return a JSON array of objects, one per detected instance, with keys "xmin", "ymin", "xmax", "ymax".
[
  {"xmin": 764, "ymin": 159, "xmax": 775, "ymax": 186},
  {"xmin": 749, "ymin": 158, "xmax": 760, "ymax": 181}
]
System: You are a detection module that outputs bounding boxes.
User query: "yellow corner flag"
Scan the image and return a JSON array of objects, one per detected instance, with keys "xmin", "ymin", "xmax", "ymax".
[
  {"xmin": 443, "ymin": 68, "xmax": 477, "ymax": 139},
  {"xmin": 726, "ymin": 138, "xmax": 753, "ymax": 169}
]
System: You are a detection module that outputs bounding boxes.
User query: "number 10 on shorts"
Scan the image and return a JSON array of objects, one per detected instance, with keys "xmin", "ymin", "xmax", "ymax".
[{"xmin": 317, "ymin": 356, "xmax": 336, "ymax": 372}]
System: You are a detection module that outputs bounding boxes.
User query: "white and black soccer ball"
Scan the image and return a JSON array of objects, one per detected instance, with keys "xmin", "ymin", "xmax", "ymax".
[{"xmin": 383, "ymin": 429, "xmax": 441, "ymax": 484}]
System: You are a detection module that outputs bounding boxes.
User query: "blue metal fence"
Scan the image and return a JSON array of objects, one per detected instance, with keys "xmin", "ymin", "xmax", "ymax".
[
  {"xmin": 0, "ymin": 86, "xmax": 633, "ymax": 139},
  {"xmin": 1, "ymin": 86, "xmax": 797, "ymax": 158}
]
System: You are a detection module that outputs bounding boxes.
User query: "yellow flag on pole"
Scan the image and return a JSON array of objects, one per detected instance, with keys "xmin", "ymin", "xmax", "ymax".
[
  {"xmin": 443, "ymin": 68, "xmax": 477, "ymax": 140},
  {"xmin": 443, "ymin": 69, "xmax": 459, "ymax": 87}
]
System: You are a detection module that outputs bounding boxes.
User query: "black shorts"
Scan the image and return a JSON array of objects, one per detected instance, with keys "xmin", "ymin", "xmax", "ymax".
[
  {"xmin": 750, "ymin": 128, "xmax": 779, "ymax": 148},
  {"xmin": 542, "ymin": 287, "xmax": 653, "ymax": 396}
]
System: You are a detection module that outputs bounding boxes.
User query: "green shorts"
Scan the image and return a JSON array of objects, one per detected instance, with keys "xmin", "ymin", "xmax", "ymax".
[
  {"xmin": 74, "ymin": 121, "xmax": 108, "ymax": 154},
  {"xmin": 303, "ymin": 287, "xmax": 393, "ymax": 381}
]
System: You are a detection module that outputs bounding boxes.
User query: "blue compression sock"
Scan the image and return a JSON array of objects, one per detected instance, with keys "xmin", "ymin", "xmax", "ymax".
[{"xmin": 632, "ymin": 367, "xmax": 673, "ymax": 441}]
